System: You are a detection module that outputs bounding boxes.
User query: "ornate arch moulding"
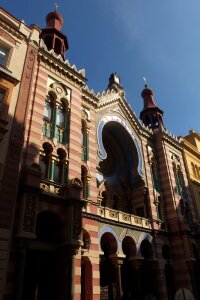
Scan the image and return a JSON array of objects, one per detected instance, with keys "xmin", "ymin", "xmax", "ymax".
[{"xmin": 97, "ymin": 115, "xmax": 144, "ymax": 177}]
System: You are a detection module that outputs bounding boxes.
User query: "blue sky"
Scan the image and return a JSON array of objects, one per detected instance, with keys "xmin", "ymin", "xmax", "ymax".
[{"xmin": 1, "ymin": 0, "xmax": 200, "ymax": 136}]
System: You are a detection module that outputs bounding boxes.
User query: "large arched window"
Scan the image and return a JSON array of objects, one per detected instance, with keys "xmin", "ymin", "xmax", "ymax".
[
  {"xmin": 43, "ymin": 94, "xmax": 54, "ymax": 138},
  {"xmin": 81, "ymin": 120, "xmax": 89, "ymax": 161},
  {"xmin": 53, "ymin": 149, "xmax": 67, "ymax": 184},
  {"xmin": 150, "ymin": 162, "xmax": 160, "ymax": 192},
  {"xmin": 173, "ymin": 163, "xmax": 187, "ymax": 198},
  {"xmin": 56, "ymin": 100, "xmax": 68, "ymax": 144},
  {"xmin": 43, "ymin": 84, "xmax": 70, "ymax": 145}
]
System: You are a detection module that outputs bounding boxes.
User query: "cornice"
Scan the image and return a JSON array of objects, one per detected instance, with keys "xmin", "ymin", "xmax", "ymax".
[
  {"xmin": 181, "ymin": 138, "xmax": 200, "ymax": 159},
  {"xmin": 38, "ymin": 47, "xmax": 87, "ymax": 88},
  {"xmin": 82, "ymin": 85, "xmax": 99, "ymax": 108},
  {"xmin": 0, "ymin": 20, "xmax": 25, "ymax": 40},
  {"xmin": 155, "ymin": 130, "xmax": 182, "ymax": 150},
  {"xmin": 82, "ymin": 211, "xmax": 152, "ymax": 233}
]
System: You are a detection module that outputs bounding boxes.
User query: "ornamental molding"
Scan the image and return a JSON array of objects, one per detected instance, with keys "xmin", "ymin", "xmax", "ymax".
[
  {"xmin": 147, "ymin": 145, "xmax": 156, "ymax": 165},
  {"xmin": 82, "ymin": 86, "xmax": 99, "ymax": 108},
  {"xmin": 38, "ymin": 49, "xmax": 86, "ymax": 87},
  {"xmin": 96, "ymin": 96, "xmax": 152, "ymax": 140},
  {"xmin": 171, "ymin": 153, "xmax": 181, "ymax": 170},
  {"xmin": 82, "ymin": 108, "xmax": 91, "ymax": 122},
  {"xmin": 0, "ymin": 27, "xmax": 16, "ymax": 45},
  {"xmin": 97, "ymin": 114, "xmax": 144, "ymax": 177},
  {"xmin": 48, "ymin": 82, "xmax": 70, "ymax": 108},
  {"xmin": 0, "ymin": 20, "xmax": 24, "ymax": 41}
]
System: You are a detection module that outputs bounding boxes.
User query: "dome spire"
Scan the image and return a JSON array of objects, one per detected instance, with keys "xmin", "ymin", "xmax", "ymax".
[
  {"xmin": 140, "ymin": 81, "xmax": 165, "ymax": 131},
  {"xmin": 40, "ymin": 6, "xmax": 69, "ymax": 58}
]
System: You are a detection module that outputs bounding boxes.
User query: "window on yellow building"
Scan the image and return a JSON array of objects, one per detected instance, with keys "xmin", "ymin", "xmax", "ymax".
[
  {"xmin": 0, "ymin": 45, "xmax": 9, "ymax": 66},
  {"xmin": 0, "ymin": 87, "xmax": 6, "ymax": 104}
]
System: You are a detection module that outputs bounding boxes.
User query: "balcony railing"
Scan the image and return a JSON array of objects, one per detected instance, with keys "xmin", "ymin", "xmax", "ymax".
[{"xmin": 98, "ymin": 206, "xmax": 151, "ymax": 229}]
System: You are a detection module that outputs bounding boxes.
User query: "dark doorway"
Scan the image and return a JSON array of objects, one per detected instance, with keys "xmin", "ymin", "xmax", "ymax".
[{"xmin": 21, "ymin": 211, "xmax": 65, "ymax": 300}]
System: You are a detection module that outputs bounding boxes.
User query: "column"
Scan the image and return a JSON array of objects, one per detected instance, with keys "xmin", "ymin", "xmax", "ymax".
[
  {"xmin": 131, "ymin": 258, "xmax": 143, "ymax": 300},
  {"xmin": 50, "ymin": 158, "xmax": 55, "ymax": 181},
  {"xmin": 86, "ymin": 128, "xmax": 89, "ymax": 161},
  {"xmin": 66, "ymin": 246, "xmax": 77, "ymax": 300},
  {"xmin": 86, "ymin": 176, "xmax": 91, "ymax": 199},
  {"xmin": 63, "ymin": 161, "xmax": 68, "ymax": 185},
  {"xmin": 64, "ymin": 110, "xmax": 69, "ymax": 144},
  {"xmin": 116, "ymin": 259, "xmax": 123, "ymax": 300},
  {"xmin": 15, "ymin": 245, "xmax": 27, "ymax": 300}
]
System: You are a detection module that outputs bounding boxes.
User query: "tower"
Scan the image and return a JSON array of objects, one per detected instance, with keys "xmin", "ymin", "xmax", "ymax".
[
  {"xmin": 40, "ymin": 9, "xmax": 69, "ymax": 58},
  {"xmin": 140, "ymin": 84, "xmax": 164, "ymax": 131}
]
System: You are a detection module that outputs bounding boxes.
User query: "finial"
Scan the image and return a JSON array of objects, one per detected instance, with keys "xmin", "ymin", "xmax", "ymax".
[
  {"xmin": 143, "ymin": 77, "xmax": 147, "ymax": 88},
  {"xmin": 55, "ymin": 2, "xmax": 59, "ymax": 11}
]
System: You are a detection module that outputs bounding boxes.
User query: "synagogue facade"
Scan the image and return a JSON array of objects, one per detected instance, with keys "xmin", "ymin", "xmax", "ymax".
[{"xmin": 0, "ymin": 7, "xmax": 199, "ymax": 300}]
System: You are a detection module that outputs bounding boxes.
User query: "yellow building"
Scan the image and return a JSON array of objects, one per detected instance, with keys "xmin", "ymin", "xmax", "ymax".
[{"xmin": 181, "ymin": 130, "xmax": 200, "ymax": 220}]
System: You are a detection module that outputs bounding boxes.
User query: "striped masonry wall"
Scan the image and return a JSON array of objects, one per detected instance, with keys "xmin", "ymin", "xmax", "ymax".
[{"xmin": 156, "ymin": 136, "xmax": 193, "ymax": 292}]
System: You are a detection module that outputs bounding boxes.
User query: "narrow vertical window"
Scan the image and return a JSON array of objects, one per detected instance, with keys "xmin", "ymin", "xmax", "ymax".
[
  {"xmin": 0, "ymin": 46, "xmax": 9, "ymax": 66},
  {"xmin": 191, "ymin": 162, "xmax": 196, "ymax": 177},
  {"xmin": 56, "ymin": 102, "xmax": 67, "ymax": 144},
  {"xmin": 43, "ymin": 95, "xmax": 54, "ymax": 138},
  {"xmin": 81, "ymin": 120, "xmax": 89, "ymax": 161},
  {"xmin": 150, "ymin": 163, "xmax": 160, "ymax": 192},
  {"xmin": 0, "ymin": 87, "xmax": 6, "ymax": 104},
  {"xmin": 81, "ymin": 166, "xmax": 89, "ymax": 199},
  {"xmin": 173, "ymin": 164, "xmax": 187, "ymax": 198}
]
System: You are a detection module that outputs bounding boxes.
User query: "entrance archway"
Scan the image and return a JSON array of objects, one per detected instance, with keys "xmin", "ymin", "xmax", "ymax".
[
  {"xmin": 81, "ymin": 257, "xmax": 92, "ymax": 300},
  {"xmin": 100, "ymin": 232, "xmax": 119, "ymax": 300},
  {"xmin": 140, "ymin": 239, "xmax": 157, "ymax": 300},
  {"xmin": 121, "ymin": 236, "xmax": 138, "ymax": 300},
  {"xmin": 22, "ymin": 211, "xmax": 64, "ymax": 300}
]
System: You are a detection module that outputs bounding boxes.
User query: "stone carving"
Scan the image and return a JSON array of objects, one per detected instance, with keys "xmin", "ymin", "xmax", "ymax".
[
  {"xmin": 40, "ymin": 182, "xmax": 50, "ymax": 192},
  {"xmin": 71, "ymin": 177, "xmax": 83, "ymax": 189},
  {"xmin": 171, "ymin": 153, "xmax": 181, "ymax": 170},
  {"xmin": 122, "ymin": 213, "xmax": 131, "ymax": 221},
  {"xmin": 109, "ymin": 210, "xmax": 118, "ymax": 218},
  {"xmin": 134, "ymin": 216, "xmax": 142, "ymax": 225},
  {"xmin": 82, "ymin": 108, "xmax": 91, "ymax": 122},
  {"xmin": 22, "ymin": 194, "xmax": 37, "ymax": 233},
  {"xmin": 72, "ymin": 206, "xmax": 82, "ymax": 241},
  {"xmin": 147, "ymin": 145, "xmax": 155, "ymax": 165}
]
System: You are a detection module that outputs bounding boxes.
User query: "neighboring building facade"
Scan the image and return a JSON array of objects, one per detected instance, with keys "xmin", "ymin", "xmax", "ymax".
[
  {"xmin": 181, "ymin": 131, "xmax": 200, "ymax": 220},
  {"xmin": 0, "ymin": 7, "xmax": 40, "ymax": 299},
  {"xmin": 0, "ymin": 7, "xmax": 200, "ymax": 300}
]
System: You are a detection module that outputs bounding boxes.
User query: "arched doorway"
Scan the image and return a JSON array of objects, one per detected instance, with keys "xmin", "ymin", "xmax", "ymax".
[
  {"xmin": 162, "ymin": 244, "xmax": 175, "ymax": 300},
  {"xmin": 121, "ymin": 236, "xmax": 137, "ymax": 300},
  {"xmin": 100, "ymin": 232, "xmax": 119, "ymax": 300},
  {"xmin": 22, "ymin": 211, "xmax": 64, "ymax": 300},
  {"xmin": 81, "ymin": 257, "xmax": 92, "ymax": 300},
  {"xmin": 140, "ymin": 239, "xmax": 157, "ymax": 300}
]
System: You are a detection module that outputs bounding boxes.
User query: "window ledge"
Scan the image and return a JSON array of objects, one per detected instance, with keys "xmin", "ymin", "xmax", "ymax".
[{"xmin": 0, "ymin": 65, "xmax": 19, "ymax": 85}]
